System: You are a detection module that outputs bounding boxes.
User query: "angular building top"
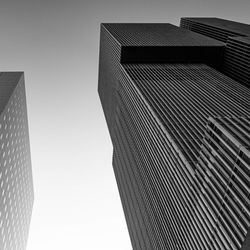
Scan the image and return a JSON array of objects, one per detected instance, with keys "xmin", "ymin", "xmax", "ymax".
[
  {"xmin": 101, "ymin": 23, "xmax": 224, "ymax": 66},
  {"xmin": 181, "ymin": 17, "xmax": 250, "ymax": 38},
  {"xmin": 180, "ymin": 17, "xmax": 250, "ymax": 87},
  {"xmin": 0, "ymin": 72, "xmax": 24, "ymax": 114},
  {"xmin": 102, "ymin": 23, "xmax": 225, "ymax": 46}
]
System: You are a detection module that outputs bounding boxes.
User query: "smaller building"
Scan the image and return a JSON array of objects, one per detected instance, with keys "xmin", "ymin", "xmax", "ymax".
[{"xmin": 0, "ymin": 73, "xmax": 34, "ymax": 250}]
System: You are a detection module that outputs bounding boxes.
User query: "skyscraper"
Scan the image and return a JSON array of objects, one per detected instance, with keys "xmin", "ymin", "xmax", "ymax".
[
  {"xmin": 98, "ymin": 19, "xmax": 250, "ymax": 250},
  {"xmin": 0, "ymin": 73, "xmax": 34, "ymax": 250}
]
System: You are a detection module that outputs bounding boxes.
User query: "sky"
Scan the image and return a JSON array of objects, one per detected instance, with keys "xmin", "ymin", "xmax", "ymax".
[{"xmin": 0, "ymin": 0, "xmax": 249, "ymax": 249}]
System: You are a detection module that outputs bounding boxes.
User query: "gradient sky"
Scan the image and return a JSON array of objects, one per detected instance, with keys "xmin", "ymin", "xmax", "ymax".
[{"xmin": 0, "ymin": 0, "xmax": 249, "ymax": 249}]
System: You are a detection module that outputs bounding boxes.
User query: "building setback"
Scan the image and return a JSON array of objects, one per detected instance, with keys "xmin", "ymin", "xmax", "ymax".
[
  {"xmin": 180, "ymin": 17, "xmax": 250, "ymax": 87},
  {"xmin": 98, "ymin": 20, "xmax": 250, "ymax": 250},
  {"xmin": 0, "ymin": 73, "xmax": 34, "ymax": 250}
]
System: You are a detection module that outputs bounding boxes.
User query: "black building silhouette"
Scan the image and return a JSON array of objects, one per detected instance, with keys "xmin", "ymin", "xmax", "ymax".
[
  {"xmin": 98, "ymin": 19, "xmax": 250, "ymax": 250},
  {"xmin": 0, "ymin": 73, "xmax": 34, "ymax": 250}
]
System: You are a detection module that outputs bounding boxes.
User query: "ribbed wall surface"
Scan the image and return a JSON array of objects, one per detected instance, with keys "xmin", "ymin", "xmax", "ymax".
[
  {"xmin": 180, "ymin": 18, "xmax": 247, "ymax": 43},
  {"xmin": 103, "ymin": 23, "xmax": 224, "ymax": 46},
  {"xmin": 113, "ymin": 74, "xmax": 173, "ymax": 249},
  {"xmin": 197, "ymin": 116, "xmax": 250, "ymax": 249},
  {"xmin": 116, "ymin": 64, "xmax": 250, "ymax": 250},
  {"xmin": 180, "ymin": 18, "xmax": 250, "ymax": 87},
  {"xmin": 223, "ymin": 37, "xmax": 250, "ymax": 85},
  {"xmin": 98, "ymin": 24, "xmax": 122, "ymax": 138},
  {"xmin": 98, "ymin": 22, "xmax": 224, "ymax": 136},
  {"xmin": 197, "ymin": 116, "xmax": 250, "ymax": 250},
  {"xmin": 98, "ymin": 22, "xmax": 250, "ymax": 250}
]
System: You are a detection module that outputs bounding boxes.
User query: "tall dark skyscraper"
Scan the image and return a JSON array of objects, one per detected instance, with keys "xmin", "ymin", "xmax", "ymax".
[
  {"xmin": 0, "ymin": 73, "xmax": 34, "ymax": 250},
  {"xmin": 98, "ymin": 19, "xmax": 250, "ymax": 250}
]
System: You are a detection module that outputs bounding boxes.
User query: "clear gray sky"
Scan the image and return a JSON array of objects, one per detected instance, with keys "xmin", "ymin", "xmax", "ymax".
[{"xmin": 0, "ymin": 0, "xmax": 249, "ymax": 249}]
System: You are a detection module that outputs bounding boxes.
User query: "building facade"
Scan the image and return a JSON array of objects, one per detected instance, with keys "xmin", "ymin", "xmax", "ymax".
[
  {"xmin": 180, "ymin": 17, "xmax": 250, "ymax": 87},
  {"xmin": 0, "ymin": 73, "xmax": 34, "ymax": 250},
  {"xmin": 98, "ymin": 19, "xmax": 250, "ymax": 250}
]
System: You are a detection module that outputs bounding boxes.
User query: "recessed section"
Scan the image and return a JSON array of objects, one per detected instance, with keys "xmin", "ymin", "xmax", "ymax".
[{"xmin": 121, "ymin": 46, "xmax": 224, "ymax": 69}]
